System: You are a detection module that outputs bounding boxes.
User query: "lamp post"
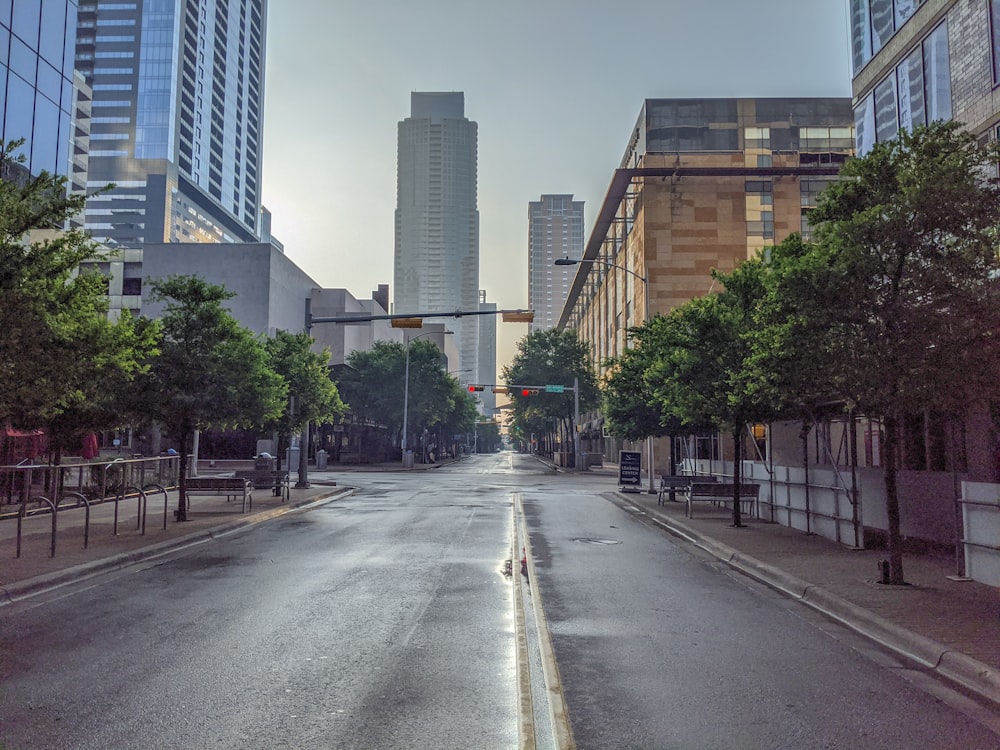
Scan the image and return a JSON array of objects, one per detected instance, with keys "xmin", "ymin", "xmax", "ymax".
[
  {"xmin": 402, "ymin": 330, "xmax": 453, "ymax": 466},
  {"xmin": 555, "ymin": 257, "xmax": 655, "ymax": 491}
]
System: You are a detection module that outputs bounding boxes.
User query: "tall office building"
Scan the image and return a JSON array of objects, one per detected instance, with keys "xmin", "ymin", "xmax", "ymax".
[
  {"xmin": 1, "ymin": 2, "xmax": 79, "ymax": 182},
  {"xmin": 394, "ymin": 92, "xmax": 480, "ymax": 381},
  {"xmin": 850, "ymin": 0, "xmax": 999, "ymax": 157},
  {"xmin": 528, "ymin": 194, "xmax": 584, "ymax": 332},
  {"xmin": 75, "ymin": 0, "xmax": 267, "ymax": 249}
]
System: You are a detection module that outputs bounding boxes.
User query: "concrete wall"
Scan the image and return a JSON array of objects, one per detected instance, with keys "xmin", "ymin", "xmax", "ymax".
[{"xmin": 141, "ymin": 242, "xmax": 316, "ymax": 335}]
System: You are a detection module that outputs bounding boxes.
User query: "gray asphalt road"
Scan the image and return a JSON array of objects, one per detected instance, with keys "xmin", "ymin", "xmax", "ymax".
[
  {"xmin": 0, "ymin": 454, "xmax": 537, "ymax": 750},
  {"xmin": 521, "ymin": 482, "xmax": 1000, "ymax": 749},
  {"xmin": 2, "ymin": 453, "xmax": 998, "ymax": 750}
]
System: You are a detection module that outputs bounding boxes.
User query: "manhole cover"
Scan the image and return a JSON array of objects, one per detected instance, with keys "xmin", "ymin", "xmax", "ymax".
[{"xmin": 574, "ymin": 538, "xmax": 621, "ymax": 546}]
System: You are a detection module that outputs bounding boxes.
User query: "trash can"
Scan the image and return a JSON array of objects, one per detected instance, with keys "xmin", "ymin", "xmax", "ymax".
[
  {"xmin": 255, "ymin": 453, "xmax": 276, "ymax": 473},
  {"xmin": 315, "ymin": 449, "xmax": 328, "ymax": 470},
  {"xmin": 403, "ymin": 450, "xmax": 414, "ymax": 468}
]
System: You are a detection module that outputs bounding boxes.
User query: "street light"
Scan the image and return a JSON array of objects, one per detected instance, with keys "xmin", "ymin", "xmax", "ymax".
[
  {"xmin": 402, "ymin": 330, "xmax": 453, "ymax": 467},
  {"xmin": 555, "ymin": 257, "xmax": 655, "ymax": 491}
]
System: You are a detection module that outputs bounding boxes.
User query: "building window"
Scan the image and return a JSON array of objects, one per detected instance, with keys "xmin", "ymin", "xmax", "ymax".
[
  {"xmin": 993, "ymin": 0, "xmax": 1000, "ymax": 86},
  {"xmin": 922, "ymin": 21, "xmax": 951, "ymax": 123}
]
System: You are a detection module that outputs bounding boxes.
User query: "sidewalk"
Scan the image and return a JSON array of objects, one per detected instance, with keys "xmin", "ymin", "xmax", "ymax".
[
  {"xmin": 577, "ymin": 459, "xmax": 1000, "ymax": 708},
  {"xmin": 0, "ymin": 457, "xmax": 457, "ymax": 602}
]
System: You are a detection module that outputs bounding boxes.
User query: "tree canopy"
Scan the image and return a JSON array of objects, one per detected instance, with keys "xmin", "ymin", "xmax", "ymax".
[
  {"xmin": 264, "ymin": 330, "xmax": 346, "ymax": 450},
  {"xmin": 338, "ymin": 339, "xmax": 478, "ymax": 458},
  {"xmin": 0, "ymin": 139, "xmax": 157, "ymax": 457},
  {"xmin": 131, "ymin": 275, "xmax": 286, "ymax": 519},
  {"xmin": 502, "ymin": 328, "xmax": 599, "ymax": 457},
  {"xmin": 752, "ymin": 122, "xmax": 1000, "ymax": 582}
]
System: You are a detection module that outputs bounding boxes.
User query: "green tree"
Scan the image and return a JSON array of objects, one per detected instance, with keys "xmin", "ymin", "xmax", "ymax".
[
  {"xmin": 133, "ymin": 276, "xmax": 286, "ymax": 520},
  {"xmin": 0, "ymin": 139, "xmax": 156, "ymax": 458},
  {"xmin": 760, "ymin": 122, "xmax": 1000, "ymax": 584},
  {"xmin": 264, "ymin": 330, "xmax": 346, "ymax": 468},
  {"xmin": 339, "ymin": 339, "xmax": 476, "ymax": 460},
  {"xmin": 644, "ymin": 260, "xmax": 772, "ymax": 526},
  {"xmin": 502, "ymin": 329, "xmax": 599, "ymax": 463}
]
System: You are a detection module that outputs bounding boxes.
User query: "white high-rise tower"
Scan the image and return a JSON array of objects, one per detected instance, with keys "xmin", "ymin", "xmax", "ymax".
[
  {"xmin": 394, "ymin": 92, "xmax": 480, "ymax": 380},
  {"xmin": 529, "ymin": 194, "xmax": 584, "ymax": 332}
]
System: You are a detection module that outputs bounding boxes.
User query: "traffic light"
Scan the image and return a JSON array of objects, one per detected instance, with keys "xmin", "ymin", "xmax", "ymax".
[
  {"xmin": 492, "ymin": 386, "xmax": 508, "ymax": 394},
  {"xmin": 468, "ymin": 385, "xmax": 484, "ymax": 392},
  {"xmin": 520, "ymin": 388, "xmax": 540, "ymax": 396}
]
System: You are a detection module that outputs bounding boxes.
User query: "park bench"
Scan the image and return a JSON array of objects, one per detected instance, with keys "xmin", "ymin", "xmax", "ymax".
[
  {"xmin": 183, "ymin": 477, "xmax": 252, "ymax": 514},
  {"xmin": 234, "ymin": 470, "xmax": 290, "ymax": 501},
  {"xmin": 657, "ymin": 475, "xmax": 718, "ymax": 505},
  {"xmin": 685, "ymin": 482, "xmax": 759, "ymax": 519}
]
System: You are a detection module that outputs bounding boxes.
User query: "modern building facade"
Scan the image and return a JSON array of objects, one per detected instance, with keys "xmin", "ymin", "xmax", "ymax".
[
  {"xmin": 75, "ymin": 0, "xmax": 267, "ymax": 250},
  {"xmin": 394, "ymin": 92, "xmax": 480, "ymax": 383},
  {"xmin": 849, "ymin": 0, "xmax": 1000, "ymax": 584},
  {"xmin": 851, "ymin": 0, "xmax": 999, "ymax": 154},
  {"xmin": 528, "ymin": 194, "xmax": 584, "ymax": 332},
  {"xmin": 0, "ymin": 1, "xmax": 79, "ymax": 182},
  {"xmin": 559, "ymin": 98, "xmax": 854, "ymax": 374}
]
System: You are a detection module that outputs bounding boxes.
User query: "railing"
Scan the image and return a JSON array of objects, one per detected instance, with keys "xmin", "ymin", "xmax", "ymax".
[{"xmin": 1, "ymin": 456, "xmax": 180, "ymax": 559}]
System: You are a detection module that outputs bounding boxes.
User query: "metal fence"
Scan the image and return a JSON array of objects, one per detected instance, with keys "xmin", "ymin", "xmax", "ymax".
[{"xmin": 0, "ymin": 456, "xmax": 180, "ymax": 558}]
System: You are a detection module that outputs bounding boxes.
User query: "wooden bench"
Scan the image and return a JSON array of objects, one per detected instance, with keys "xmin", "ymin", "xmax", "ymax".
[
  {"xmin": 183, "ymin": 477, "xmax": 252, "ymax": 513},
  {"xmin": 657, "ymin": 475, "xmax": 718, "ymax": 505},
  {"xmin": 685, "ymin": 482, "xmax": 759, "ymax": 519}
]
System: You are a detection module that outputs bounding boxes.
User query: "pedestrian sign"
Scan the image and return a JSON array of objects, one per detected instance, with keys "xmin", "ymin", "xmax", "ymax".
[{"xmin": 544, "ymin": 384, "xmax": 565, "ymax": 393}]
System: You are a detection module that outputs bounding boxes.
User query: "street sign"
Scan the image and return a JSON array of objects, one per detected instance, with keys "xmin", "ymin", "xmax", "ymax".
[
  {"xmin": 618, "ymin": 450, "xmax": 642, "ymax": 491},
  {"xmin": 544, "ymin": 384, "xmax": 565, "ymax": 393}
]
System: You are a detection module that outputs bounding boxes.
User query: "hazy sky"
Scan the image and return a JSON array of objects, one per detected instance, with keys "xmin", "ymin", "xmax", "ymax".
[{"xmin": 260, "ymin": 1, "xmax": 853, "ymax": 375}]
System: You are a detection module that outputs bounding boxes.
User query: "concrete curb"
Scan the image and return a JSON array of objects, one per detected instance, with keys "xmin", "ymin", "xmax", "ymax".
[
  {"xmin": 0, "ymin": 486, "xmax": 352, "ymax": 607},
  {"xmin": 616, "ymin": 492, "xmax": 1000, "ymax": 708}
]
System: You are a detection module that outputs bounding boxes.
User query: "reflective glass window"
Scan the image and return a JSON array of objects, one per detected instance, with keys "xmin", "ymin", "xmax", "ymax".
[
  {"xmin": 896, "ymin": 47, "xmax": 924, "ymax": 132},
  {"xmin": 30, "ymin": 91, "xmax": 58, "ymax": 173},
  {"xmin": 894, "ymin": 0, "xmax": 917, "ymax": 28},
  {"xmin": 991, "ymin": 0, "xmax": 1000, "ymax": 85},
  {"xmin": 874, "ymin": 75, "xmax": 898, "ymax": 143},
  {"xmin": 11, "ymin": 0, "xmax": 39, "ymax": 46},
  {"xmin": 9, "ymin": 35, "xmax": 36, "ymax": 83},
  {"xmin": 5, "ymin": 73, "xmax": 34, "ymax": 151},
  {"xmin": 63, "ymin": 1, "xmax": 76, "ymax": 75},
  {"xmin": 0, "ymin": 72, "xmax": 6, "ymax": 135},
  {"xmin": 870, "ymin": 0, "xmax": 894, "ymax": 55},
  {"xmin": 55, "ymin": 109, "xmax": 67, "ymax": 176},
  {"xmin": 851, "ymin": 0, "xmax": 872, "ymax": 72},
  {"xmin": 38, "ymin": 0, "xmax": 66, "ymax": 69},
  {"xmin": 854, "ymin": 93, "xmax": 876, "ymax": 156},
  {"xmin": 922, "ymin": 21, "xmax": 951, "ymax": 123},
  {"xmin": 36, "ymin": 59, "xmax": 59, "ymax": 104}
]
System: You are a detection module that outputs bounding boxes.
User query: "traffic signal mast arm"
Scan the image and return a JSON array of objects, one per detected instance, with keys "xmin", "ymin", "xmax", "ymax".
[{"xmin": 466, "ymin": 383, "xmax": 576, "ymax": 394}]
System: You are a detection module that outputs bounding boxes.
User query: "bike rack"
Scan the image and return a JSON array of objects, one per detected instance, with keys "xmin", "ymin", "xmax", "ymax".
[
  {"xmin": 17, "ymin": 496, "xmax": 55, "ymax": 558},
  {"xmin": 142, "ymin": 483, "xmax": 168, "ymax": 531},
  {"xmin": 112, "ymin": 485, "xmax": 147, "ymax": 536},
  {"xmin": 58, "ymin": 492, "xmax": 91, "ymax": 551}
]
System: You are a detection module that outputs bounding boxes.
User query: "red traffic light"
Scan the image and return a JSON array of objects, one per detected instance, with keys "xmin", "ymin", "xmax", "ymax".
[
  {"xmin": 468, "ymin": 385, "xmax": 484, "ymax": 392},
  {"xmin": 521, "ymin": 388, "xmax": 540, "ymax": 396}
]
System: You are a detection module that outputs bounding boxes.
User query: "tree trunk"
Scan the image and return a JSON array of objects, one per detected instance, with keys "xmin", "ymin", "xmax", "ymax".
[
  {"xmin": 731, "ymin": 428, "xmax": 744, "ymax": 527},
  {"xmin": 882, "ymin": 413, "xmax": 905, "ymax": 584},
  {"xmin": 176, "ymin": 429, "xmax": 191, "ymax": 522}
]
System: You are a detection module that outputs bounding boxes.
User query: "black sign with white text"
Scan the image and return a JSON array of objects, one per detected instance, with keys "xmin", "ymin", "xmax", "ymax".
[{"xmin": 619, "ymin": 450, "xmax": 641, "ymax": 487}]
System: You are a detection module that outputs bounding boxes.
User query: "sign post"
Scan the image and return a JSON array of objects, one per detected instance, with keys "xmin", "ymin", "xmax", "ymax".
[{"xmin": 618, "ymin": 450, "xmax": 642, "ymax": 492}]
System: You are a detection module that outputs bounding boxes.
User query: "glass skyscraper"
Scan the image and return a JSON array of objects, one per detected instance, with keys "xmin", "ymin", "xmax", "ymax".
[
  {"xmin": 76, "ymin": 0, "xmax": 267, "ymax": 248},
  {"xmin": 0, "ymin": 0, "xmax": 79, "ymax": 181}
]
